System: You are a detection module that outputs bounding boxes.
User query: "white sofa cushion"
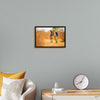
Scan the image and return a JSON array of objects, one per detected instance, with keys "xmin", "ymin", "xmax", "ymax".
[{"xmin": 1, "ymin": 77, "xmax": 25, "ymax": 100}]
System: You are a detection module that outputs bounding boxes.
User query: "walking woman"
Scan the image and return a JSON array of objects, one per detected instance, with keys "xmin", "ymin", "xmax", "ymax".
[
  {"xmin": 54, "ymin": 31, "xmax": 58, "ymax": 43},
  {"xmin": 50, "ymin": 30, "xmax": 54, "ymax": 43}
]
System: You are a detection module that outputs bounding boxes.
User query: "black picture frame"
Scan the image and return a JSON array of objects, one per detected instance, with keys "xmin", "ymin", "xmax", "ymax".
[{"xmin": 35, "ymin": 26, "xmax": 66, "ymax": 48}]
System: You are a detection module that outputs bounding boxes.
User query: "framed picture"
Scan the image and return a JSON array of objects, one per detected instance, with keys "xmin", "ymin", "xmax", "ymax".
[{"xmin": 35, "ymin": 26, "xmax": 66, "ymax": 48}]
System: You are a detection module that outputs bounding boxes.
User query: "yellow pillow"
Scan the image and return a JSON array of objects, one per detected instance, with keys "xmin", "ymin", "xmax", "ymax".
[{"xmin": 0, "ymin": 71, "xmax": 26, "ymax": 96}]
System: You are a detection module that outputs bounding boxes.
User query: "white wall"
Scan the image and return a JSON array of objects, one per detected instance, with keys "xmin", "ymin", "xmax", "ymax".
[{"xmin": 0, "ymin": 0, "xmax": 100, "ymax": 100}]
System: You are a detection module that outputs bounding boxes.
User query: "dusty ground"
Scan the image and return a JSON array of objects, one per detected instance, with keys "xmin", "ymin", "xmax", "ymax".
[{"xmin": 36, "ymin": 31, "xmax": 65, "ymax": 47}]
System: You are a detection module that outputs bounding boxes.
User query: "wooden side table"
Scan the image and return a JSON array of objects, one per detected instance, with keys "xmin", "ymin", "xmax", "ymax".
[{"xmin": 42, "ymin": 89, "xmax": 100, "ymax": 100}]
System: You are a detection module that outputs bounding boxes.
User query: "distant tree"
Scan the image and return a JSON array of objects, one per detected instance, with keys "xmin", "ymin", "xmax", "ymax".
[
  {"xmin": 53, "ymin": 27, "xmax": 59, "ymax": 31},
  {"xmin": 53, "ymin": 27, "xmax": 59, "ymax": 30}
]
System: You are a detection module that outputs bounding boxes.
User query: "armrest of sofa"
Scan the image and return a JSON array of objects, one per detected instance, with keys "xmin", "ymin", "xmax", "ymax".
[{"xmin": 21, "ymin": 79, "xmax": 36, "ymax": 100}]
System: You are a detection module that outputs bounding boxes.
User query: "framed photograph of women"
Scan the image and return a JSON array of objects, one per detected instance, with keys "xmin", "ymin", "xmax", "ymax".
[{"xmin": 35, "ymin": 26, "xmax": 66, "ymax": 48}]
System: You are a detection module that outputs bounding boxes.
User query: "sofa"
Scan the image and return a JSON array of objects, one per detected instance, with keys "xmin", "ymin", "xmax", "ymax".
[
  {"xmin": 21, "ymin": 79, "xmax": 36, "ymax": 100},
  {"xmin": 0, "ymin": 72, "xmax": 36, "ymax": 100}
]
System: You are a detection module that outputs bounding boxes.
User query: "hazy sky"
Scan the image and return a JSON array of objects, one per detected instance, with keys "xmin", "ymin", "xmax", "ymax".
[
  {"xmin": 36, "ymin": 28, "xmax": 52, "ymax": 32},
  {"xmin": 36, "ymin": 27, "xmax": 65, "ymax": 32}
]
